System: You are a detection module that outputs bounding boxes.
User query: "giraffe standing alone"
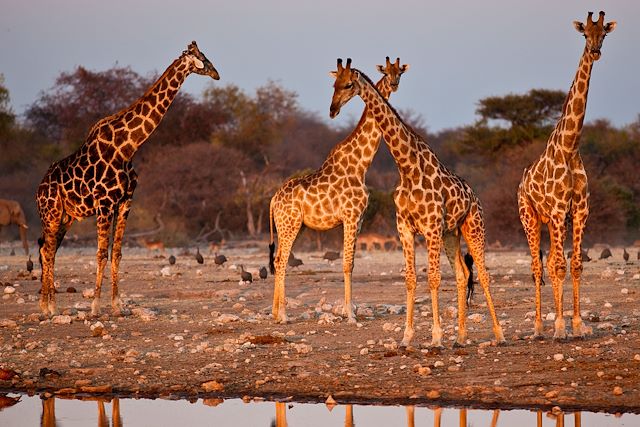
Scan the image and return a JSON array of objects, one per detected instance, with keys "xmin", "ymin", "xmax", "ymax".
[
  {"xmin": 518, "ymin": 12, "xmax": 615, "ymax": 339},
  {"xmin": 329, "ymin": 59, "xmax": 504, "ymax": 347},
  {"xmin": 36, "ymin": 41, "xmax": 220, "ymax": 316},
  {"xmin": 269, "ymin": 57, "xmax": 409, "ymax": 323}
]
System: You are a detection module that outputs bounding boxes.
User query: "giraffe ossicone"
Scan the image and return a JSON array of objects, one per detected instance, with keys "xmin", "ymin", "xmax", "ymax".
[{"xmin": 36, "ymin": 41, "xmax": 220, "ymax": 317}]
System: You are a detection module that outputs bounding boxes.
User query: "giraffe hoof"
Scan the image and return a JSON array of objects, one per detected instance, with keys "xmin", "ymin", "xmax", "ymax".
[{"xmin": 453, "ymin": 341, "xmax": 467, "ymax": 348}]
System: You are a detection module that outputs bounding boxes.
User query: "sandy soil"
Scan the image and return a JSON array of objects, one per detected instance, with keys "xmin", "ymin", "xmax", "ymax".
[{"xmin": 0, "ymin": 242, "xmax": 639, "ymax": 414}]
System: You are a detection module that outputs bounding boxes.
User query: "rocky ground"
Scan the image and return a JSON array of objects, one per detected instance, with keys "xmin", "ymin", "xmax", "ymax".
[{"xmin": 0, "ymin": 242, "xmax": 639, "ymax": 414}]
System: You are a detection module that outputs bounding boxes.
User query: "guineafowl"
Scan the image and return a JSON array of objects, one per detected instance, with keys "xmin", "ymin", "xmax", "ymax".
[
  {"xmin": 323, "ymin": 251, "xmax": 340, "ymax": 262},
  {"xmin": 599, "ymin": 248, "xmax": 612, "ymax": 260},
  {"xmin": 239, "ymin": 265, "xmax": 253, "ymax": 283},
  {"xmin": 26, "ymin": 255, "xmax": 34, "ymax": 272},
  {"xmin": 214, "ymin": 253, "xmax": 228, "ymax": 267},
  {"xmin": 168, "ymin": 255, "xmax": 176, "ymax": 265},
  {"xmin": 259, "ymin": 266, "xmax": 268, "ymax": 280},
  {"xmin": 195, "ymin": 248, "xmax": 204, "ymax": 264},
  {"xmin": 623, "ymin": 248, "xmax": 630, "ymax": 262},
  {"xmin": 288, "ymin": 253, "xmax": 303, "ymax": 268}
]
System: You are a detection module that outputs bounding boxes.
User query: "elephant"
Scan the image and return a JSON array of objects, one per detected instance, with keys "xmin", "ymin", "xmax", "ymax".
[{"xmin": 0, "ymin": 199, "xmax": 29, "ymax": 255}]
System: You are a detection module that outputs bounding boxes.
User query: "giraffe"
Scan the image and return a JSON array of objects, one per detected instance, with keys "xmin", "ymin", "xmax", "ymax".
[
  {"xmin": 518, "ymin": 11, "xmax": 615, "ymax": 340},
  {"xmin": 268, "ymin": 57, "xmax": 409, "ymax": 323},
  {"xmin": 329, "ymin": 58, "xmax": 504, "ymax": 347},
  {"xmin": 35, "ymin": 41, "xmax": 220, "ymax": 316}
]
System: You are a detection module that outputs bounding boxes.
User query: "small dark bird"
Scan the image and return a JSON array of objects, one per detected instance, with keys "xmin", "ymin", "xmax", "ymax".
[
  {"xmin": 599, "ymin": 248, "xmax": 612, "ymax": 260},
  {"xmin": 323, "ymin": 250, "xmax": 340, "ymax": 262},
  {"xmin": 259, "ymin": 266, "xmax": 268, "ymax": 280},
  {"xmin": 567, "ymin": 249, "xmax": 591, "ymax": 262},
  {"xmin": 26, "ymin": 255, "xmax": 34, "ymax": 272},
  {"xmin": 239, "ymin": 265, "xmax": 252, "ymax": 283},
  {"xmin": 195, "ymin": 248, "xmax": 204, "ymax": 264},
  {"xmin": 463, "ymin": 252, "xmax": 475, "ymax": 306},
  {"xmin": 214, "ymin": 252, "xmax": 228, "ymax": 267},
  {"xmin": 623, "ymin": 248, "xmax": 630, "ymax": 262},
  {"xmin": 288, "ymin": 253, "xmax": 303, "ymax": 268},
  {"xmin": 637, "ymin": 250, "xmax": 640, "ymax": 261},
  {"xmin": 168, "ymin": 255, "xmax": 176, "ymax": 265},
  {"xmin": 9, "ymin": 248, "xmax": 15, "ymax": 256}
]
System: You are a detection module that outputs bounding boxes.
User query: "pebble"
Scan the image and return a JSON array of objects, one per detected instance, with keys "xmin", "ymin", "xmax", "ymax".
[
  {"xmin": 545, "ymin": 390, "xmax": 559, "ymax": 399},
  {"xmin": 613, "ymin": 386, "xmax": 623, "ymax": 396},
  {"xmin": 292, "ymin": 343, "xmax": 312, "ymax": 354},
  {"xmin": 131, "ymin": 307, "xmax": 157, "ymax": 322},
  {"xmin": 553, "ymin": 353, "xmax": 564, "ymax": 361},
  {"xmin": 359, "ymin": 348, "xmax": 369, "ymax": 356},
  {"xmin": 634, "ymin": 354, "xmax": 640, "ymax": 362},
  {"xmin": 3, "ymin": 286, "xmax": 15, "ymax": 294},
  {"xmin": 468, "ymin": 313, "xmax": 485, "ymax": 323},
  {"xmin": 416, "ymin": 366, "xmax": 431, "ymax": 376},
  {"xmin": 52, "ymin": 315, "xmax": 72, "ymax": 325},
  {"xmin": 0, "ymin": 319, "xmax": 17, "ymax": 328},
  {"xmin": 215, "ymin": 314, "xmax": 240, "ymax": 323},
  {"xmin": 426, "ymin": 390, "xmax": 440, "ymax": 399},
  {"xmin": 201, "ymin": 380, "xmax": 224, "ymax": 392},
  {"xmin": 433, "ymin": 361, "xmax": 444, "ymax": 368}
]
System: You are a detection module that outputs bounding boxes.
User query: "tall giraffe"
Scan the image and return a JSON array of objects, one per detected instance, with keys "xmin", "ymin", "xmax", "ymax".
[
  {"xmin": 518, "ymin": 12, "xmax": 615, "ymax": 339},
  {"xmin": 329, "ymin": 59, "xmax": 504, "ymax": 347},
  {"xmin": 269, "ymin": 57, "xmax": 408, "ymax": 323},
  {"xmin": 36, "ymin": 41, "xmax": 220, "ymax": 316}
]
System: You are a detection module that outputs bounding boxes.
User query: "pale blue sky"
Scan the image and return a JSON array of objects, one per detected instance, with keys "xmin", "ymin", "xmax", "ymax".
[{"xmin": 1, "ymin": 0, "xmax": 637, "ymax": 131}]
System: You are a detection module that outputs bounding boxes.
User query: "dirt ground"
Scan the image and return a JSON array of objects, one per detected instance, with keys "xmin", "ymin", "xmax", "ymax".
[{"xmin": 0, "ymin": 241, "xmax": 639, "ymax": 414}]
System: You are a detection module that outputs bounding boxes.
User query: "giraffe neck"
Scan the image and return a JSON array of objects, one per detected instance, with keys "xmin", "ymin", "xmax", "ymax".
[
  {"xmin": 551, "ymin": 48, "xmax": 594, "ymax": 154},
  {"xmin": 322, "ymin": 76, "xmax": 394, "ymax": 173},
  {"xmin": 96, "ymin": 56, "xmax": 192, "ymax": 160},
  {"xmin": 355, "ymin": 70, "xmax": 438, "ymax": 176}
]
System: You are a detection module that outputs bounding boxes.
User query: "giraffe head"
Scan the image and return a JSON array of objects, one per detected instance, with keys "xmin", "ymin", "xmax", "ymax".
[
  {"xmin": 376, "ymin": 56, "xmax": 410, "ymax": 92},
  {"xmin": 573, "ymin": 11, "xmax": 616, "ymax": 61},
  {"xmin": 329, "ymin": 57, "xmax": 408, "ymax": 118},
  {"xmin": 183, "ymin": 41, "xmax": 220, "ymax": 79}
]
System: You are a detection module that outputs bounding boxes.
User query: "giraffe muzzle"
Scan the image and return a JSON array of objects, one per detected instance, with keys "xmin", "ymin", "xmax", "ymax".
[{"xmin": 329, "ymin": 105, "xmax": 341, "ymax": 119}]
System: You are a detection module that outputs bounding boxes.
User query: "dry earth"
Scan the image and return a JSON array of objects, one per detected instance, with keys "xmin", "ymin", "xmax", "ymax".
[{"xmin": 0, "ymin": 242, "xmax": 639, "ymax": 414}]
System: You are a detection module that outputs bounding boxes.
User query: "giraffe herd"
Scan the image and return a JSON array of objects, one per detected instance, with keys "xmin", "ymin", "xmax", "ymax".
[{"xmin": 32, "ymin": 12, "xmax": 615, "ymax": 349}]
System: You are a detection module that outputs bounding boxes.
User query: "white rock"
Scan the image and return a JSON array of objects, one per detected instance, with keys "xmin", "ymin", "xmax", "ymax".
[
  {"xmin": 51, "ymin": 315, "xmax": 72, "ymax": 325},
  {"xmin": 433, "ymin": 361, "xmax": 445, "ymax": 368},
  {"xmin": 359, "ymin": 348, "xmax": 369, "ymax": 355},
  {"xmin": 292, "ymin": 343, "xmax": 312, "ymax": 354},
  {"xmin": 621, "ymin": 288, "xmax": 629, "ymax": 295},
  {"xmin": 553, "ymin": 353, "xmax": 564, "ymax": 361},
  {"xmin": 468, "ymin": 313, "xmax": 485, "ymax": 323},
  {"xmin": 546, "ymin": 312, "xmax": 556, "ymax": 321},
  {"xmin": 131, "ymin": 307, "xmax": 157, "ymax": 321},
  {"xmin": 82, "ymin": 288, "xmax": 95, "ymax": 299},
  {"xmin": 0, "ymin": 319, "xmax": 17, "ymax": 328},
  {"xmin": 596, "ymin": 322, "xmax": 615, "ymax": 330},
  {"xmin": 216, "ymin": 313, "xmax": 240, "ymax": 323},
  {"xmin": 3, "ymin": 286, "xmax": 15, "ymax": 294},
  {"xmin": 160, "ymin": 266, "xmax": 171, "ymax": 277}
]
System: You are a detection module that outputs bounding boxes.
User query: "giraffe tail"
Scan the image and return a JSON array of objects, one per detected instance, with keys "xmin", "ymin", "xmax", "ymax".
[
  {"xmin": 464, "ymin": 252, "xmax": 475, "ymax": 306},
  {"xmin": 269, "ymin": 198, "xmax": 276, "ymax": 275}
]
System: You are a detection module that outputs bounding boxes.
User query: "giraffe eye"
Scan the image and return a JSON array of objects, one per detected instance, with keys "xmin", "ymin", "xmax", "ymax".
[{"xmin": 345, "ymin": 83, "xmax": 354, "ymax": 89}]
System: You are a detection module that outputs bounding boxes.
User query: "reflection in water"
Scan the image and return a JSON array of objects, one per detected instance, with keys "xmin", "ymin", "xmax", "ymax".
[
  {"xmin": 0, "ymin": 394, "xmax": 630, "ymax": 426},
  {"xmin": 40, "ymin": 396, "xmax": 122, "ymax": 427}
]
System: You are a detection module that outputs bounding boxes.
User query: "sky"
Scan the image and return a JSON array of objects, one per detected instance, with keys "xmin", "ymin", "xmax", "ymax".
[{"xmin": 1, "ymin": 0, "xmax": 638, "ymax": 132}]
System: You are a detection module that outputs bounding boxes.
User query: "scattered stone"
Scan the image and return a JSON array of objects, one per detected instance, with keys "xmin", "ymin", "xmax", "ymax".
[
  {"xmin": 545, "ymin": 390, "xmax": 559, "ymax": 399},
  {"xmin": 468, "ymin": 313, "xmax": 485, "ymax": 323},
  {"xmin": 160, "ymin": 266, "xmax": 171, "ymax": 277},
  {"xmin": 613, "ymin": 386, "xmax": 623, "ymax": 396},
  {"xmin": 80, "ymin": 385, "xmax": 112, "ymax": 393},
  {"xmin": 131, "ymin": 307, "xmax": 157, "ymax": 322},
  {"xmin": 292, "ymin": 343, "xmax": 312, "ymax": 354},
  {"xmin": 90, "ymin": 322, "xmax": 105, "ymax": 337},
  {"xmin": 52, "ymin": 315, "xmax": 72, "ymax": 325},
  {"xmin": 201, "ymin": 380, "xmax": 224, "ymax": 392},
  {"xmin": 82, "ymin": 288, "xmax": 95, "ymax": 299},
  {"xmin": 215, "ymin": 313, "xmax": 240, "ymax": 323},
  {"xmin": 596, "ymin": 322, "xmax": 615, "ymax": 330},
  {"xmin": 0, "ymin": 319, "xmax": 17, "ymax": 328},
  {"xmin": 553, "ymin": 353, "xmax": 564, "ymax": 361},
  {"xmin": 3, "ymin": 286, "xmax": 15, "ymax": 294},
  {"xmin": 359, "ymin": 348, "xmax": 369, "ymax": 356},
  {"xmin": 426, "ymin": 390, "xmax": 440, "ymax": 399}
]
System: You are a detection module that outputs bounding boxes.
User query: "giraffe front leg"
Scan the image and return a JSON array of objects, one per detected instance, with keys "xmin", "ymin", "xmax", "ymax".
[
  {"xmin": 423, "ymin": 229, "xmax": 444, "ymax": 348},
  {"xmin": 341, "ymin": 221, "xmax": 358, "ymax": 324},
  {"xmin": 443, "ymin": 233, "xmax": 468, "ymax": 347},
  {"xmin": 39, "ymin": 233, "xmax": 57, "ymax": 317},
  {"xmin": 110, "ymin": 199, "xmax": 133, "ymax": 316},
  {"xmin": 547, "ymin": 220, "xmax": 568, "ymax": 340},
  {"xmin": 570, "ymin": 199, "xmax": 592, "ymax": 338},
  {"xmin": 518, "ymin": 193, "xmax": 544, "ymax": 338},
  {"xmin": 397, "ymin": 219, "xmax": 416, "ymax": 348},
  {"xmin": 271, "ymin": 217, "xmax": 301, "ymax": 324},
  {"xmin": 92, "ymin": 208, "xmax": 113, "ymax": 317}
]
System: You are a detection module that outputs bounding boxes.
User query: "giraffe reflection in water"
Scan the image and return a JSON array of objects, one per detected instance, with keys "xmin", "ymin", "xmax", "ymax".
[{"xmin": 40, "ymin": 396, "xmax": 122, "ymax": 427}]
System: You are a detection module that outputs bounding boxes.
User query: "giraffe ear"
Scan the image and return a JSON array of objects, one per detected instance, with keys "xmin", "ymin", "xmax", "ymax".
[
  {"xmin": 400, "ymin": 64, "xmax": 410, "ymax": 73},
  {"xmin": 376, "ymin": 65, "xmax": 386, "ymax": 75},
  {"xmin": 329, "ymin": 71, "xmax": 338, "ymax": 79},
  {"xmin": 193, "ymin": 57, "xmax": 205, "ymax": 69},
  {"xmin": 573, "ymin": 21, "xmax": 585, "ymax": 33},
  {"xmin": 604, "ymin": 21, "xmax": 617, "ymax": 33}
]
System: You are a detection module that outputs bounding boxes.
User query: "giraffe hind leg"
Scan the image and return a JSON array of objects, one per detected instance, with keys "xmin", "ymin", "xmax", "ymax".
[
  {"xmin": 443, "ymin": 232, "xmax": 469, "ymax": 346},
  {"xmin": 341, "ymin": 220, "xmax": 359, "ymax": 323},
  {"xmin": 461, "ymin": 205, "xmax": 505, "ymax": 344},
  {"xmin": 110, "ymin": 199, "xmax": 133, "ymax": 315},
  {"xmin": 91, "ymin": 206, "xmax": 113, "ymax": 317}
]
